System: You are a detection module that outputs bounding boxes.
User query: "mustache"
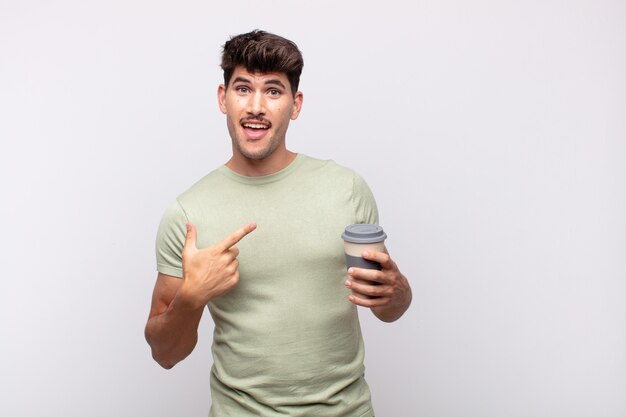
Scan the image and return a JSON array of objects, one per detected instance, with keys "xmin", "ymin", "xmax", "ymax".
[{"xmin": 240, "ymin": 116, "xmax": 272, "ymax": 127}]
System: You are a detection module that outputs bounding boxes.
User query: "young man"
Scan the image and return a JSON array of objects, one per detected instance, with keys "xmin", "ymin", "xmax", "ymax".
[{"xmin": 145, "ymin": 30, "xmax": 412, "ymax": 417}]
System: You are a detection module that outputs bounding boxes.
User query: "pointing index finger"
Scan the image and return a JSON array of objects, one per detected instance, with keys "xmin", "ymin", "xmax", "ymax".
[{"xmin": 218, "ymin": 222, "xmax": 257, "ymax": 251}]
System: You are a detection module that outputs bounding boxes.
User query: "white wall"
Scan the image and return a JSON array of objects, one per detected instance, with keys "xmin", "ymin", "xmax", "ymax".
[{"xmin": 1, "ymin": 1, "xmax": 625, "ymax": 416}]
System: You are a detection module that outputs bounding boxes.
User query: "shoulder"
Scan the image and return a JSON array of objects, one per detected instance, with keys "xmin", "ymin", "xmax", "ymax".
[
  {"xmin": 297, "ymin": 154, "xmax": 361, "ymax": 182},
  {"xmin": 295, "ymin": 155, "xmax": 376, "ymax": 199},
  {"xmin": 175, "ymin": 167, "xmax": 228, "ymax": 206}
]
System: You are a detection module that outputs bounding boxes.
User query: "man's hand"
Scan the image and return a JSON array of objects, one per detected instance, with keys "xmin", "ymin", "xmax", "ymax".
[
  {"xmin": 345, "ymin": 250, "xmax": 412, "ymax": 322},
  {"xmin": 179, "ymin": 222, "xmax": 256, "ymax": 309}
]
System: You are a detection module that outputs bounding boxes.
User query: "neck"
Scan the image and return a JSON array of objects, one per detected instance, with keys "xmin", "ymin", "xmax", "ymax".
[{"xmin": 226, "ymin": 149, "xmax": 298, "ymax": 177}]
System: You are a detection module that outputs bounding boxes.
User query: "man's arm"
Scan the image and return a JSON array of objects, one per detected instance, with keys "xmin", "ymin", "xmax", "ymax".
[
  {"xmin": 145, "ymin": 222, "xmax": 256, "ymax": 369},
  {"xmin": 145, "ymin": 273, "xmax": 204, "ymax": 369},
  {"xmin": 344, "ymin": 250, "xmax": 412, "ymax": 322}
]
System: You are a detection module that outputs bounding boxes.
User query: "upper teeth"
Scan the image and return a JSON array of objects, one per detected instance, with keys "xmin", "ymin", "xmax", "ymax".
[{"xmin": 244, "ymin": 123, "xmax": 267, "ymax": 129}]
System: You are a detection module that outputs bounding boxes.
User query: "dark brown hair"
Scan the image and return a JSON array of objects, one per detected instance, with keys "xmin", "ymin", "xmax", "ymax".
[{"xmin": 221, "ymin": 30, "xmax": 304, "ymax": 96}]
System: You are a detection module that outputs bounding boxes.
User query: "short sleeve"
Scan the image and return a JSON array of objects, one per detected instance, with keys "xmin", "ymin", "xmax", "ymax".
[
  {"xmin": 155, "ymin": 199, "xmax": 188, "ymax": 278},
  {"xmin": 352, "ymin": 172, "xmax": 379, "ymax": 225}
]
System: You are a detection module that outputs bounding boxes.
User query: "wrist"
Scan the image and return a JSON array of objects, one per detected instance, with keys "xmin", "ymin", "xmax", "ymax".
[{"xmin": 174, "ymin": 281, "xmax": 206, "ymax": 312}]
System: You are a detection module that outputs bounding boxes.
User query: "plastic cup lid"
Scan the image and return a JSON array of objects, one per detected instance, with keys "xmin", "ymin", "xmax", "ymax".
[{"xmin": 341, "ymin": 224, "xmax": 387, "ymax": 243}]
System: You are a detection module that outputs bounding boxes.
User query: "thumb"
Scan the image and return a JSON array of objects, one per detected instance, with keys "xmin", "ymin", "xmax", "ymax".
[{"xmin": 184, "ymin": 222, "xmax": 198, "ymax": 250}]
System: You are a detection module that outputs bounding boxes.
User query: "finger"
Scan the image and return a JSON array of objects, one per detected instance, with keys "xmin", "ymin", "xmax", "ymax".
[
  {"xmin": 348, "ymin": 293, "xmax": 390, "ymax": 308},
  {"xmin": 215, "ymin": 247, "xmax": 239, "ymax": 262},
  {"xmin": 227, "ymin": 246, "xmax": 240, "ymax": 259},
  {"xmin": 345, "ymin": 278, "xmax": 386, "ymax": 297},
  {"xmin": 218, "ymin": 222, "xmax": 257, "ymax": 251},
  {"xmin": 211, "ymin": 271, "xmax": 240, "ymax": 298},
  {"xmin": 222, "ymin": 258, "xmax": 239, "ymax": 276},
  {"xmin": 362, "ymin": 250, "xmax": 393, "ymax": 270},
  {"xmin": 184, "ymin": 222, "xmax": 198, "ymax": 250},
  {"xmin": 348, "ymin": 267, "xmax": 385, "ymax": 284}
]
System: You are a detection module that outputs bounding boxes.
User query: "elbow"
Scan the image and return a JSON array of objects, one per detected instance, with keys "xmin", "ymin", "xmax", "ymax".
[
  {"xmin": 153, "ymin": 352, "xmax": 177, "ymax": 370},
  {"xmin": 148, "ymin": 341, "xmax": 180, "ymax": 369},
  {"xmin": 147, "ymin": 344, "xmax": 181, "ymax": 370},
  {"xmin": 145, "ymin": 329, "xmax": 178, "ymax": 370}
]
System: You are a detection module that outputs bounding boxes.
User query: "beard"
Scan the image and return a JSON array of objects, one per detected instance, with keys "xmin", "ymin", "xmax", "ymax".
[
  {"xmin": 232, "ymin": 134, "xmax": 281, "ymax": 160},
  {"xmin": 227, "ymin": 115, "xmax": 285, "ymax": 161}
]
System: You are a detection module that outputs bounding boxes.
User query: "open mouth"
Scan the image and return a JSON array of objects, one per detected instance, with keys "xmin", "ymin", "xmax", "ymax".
[
  {"xmin": 241, "ymin": 119, "xmax": 271, "ymax": 140},
  {"xmin": 242, "ymin": 122, "xmax": 269, "ymax": 129},
  {"xmin": 241, "ymin": 119, "xmax": 271, "ymax": 130}
]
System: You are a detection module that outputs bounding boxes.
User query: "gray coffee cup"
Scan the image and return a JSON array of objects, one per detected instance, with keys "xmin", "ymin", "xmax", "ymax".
[{"xmin": 341, "ymin": 224, "xmax": 387, "ymax": 270}]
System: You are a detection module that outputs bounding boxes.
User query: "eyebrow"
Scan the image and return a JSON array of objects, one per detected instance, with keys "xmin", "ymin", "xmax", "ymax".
[
  {"xmin": 232, "ymin": 76, "xmax": 251, "ymax": 85},
  {"xmin": 264, "ymin": 79, "xmax": 287, "ymax": 90},
  {"xmin": 232, "ymin": 76, "xmax": 287, "ymax": 90}
]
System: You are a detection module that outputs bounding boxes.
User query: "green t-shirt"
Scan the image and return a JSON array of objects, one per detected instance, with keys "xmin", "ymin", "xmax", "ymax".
[{"xmin": 156, "ymin": 154, "xmax": 378, "ymax": 417}]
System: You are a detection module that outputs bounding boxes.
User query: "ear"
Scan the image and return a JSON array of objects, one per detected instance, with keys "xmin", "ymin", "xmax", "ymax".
[
  {"xmin": 290, "ymin": 91, "xmax": 304, "ymax": 120},
  {"xmin": 217, "ymin": 84, "xmax": 227, "ymax": 114}
]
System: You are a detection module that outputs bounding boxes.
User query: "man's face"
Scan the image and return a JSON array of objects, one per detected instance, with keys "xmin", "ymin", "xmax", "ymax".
[{"xmin": 218, "ymin": 66, "xmax": 303, "ymax": 161}]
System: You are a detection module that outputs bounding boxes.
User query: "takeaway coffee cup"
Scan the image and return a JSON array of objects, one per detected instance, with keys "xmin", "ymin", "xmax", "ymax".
[{"xmin": 341, "ymin": 224, "xmax": 387, "ymax": 270}]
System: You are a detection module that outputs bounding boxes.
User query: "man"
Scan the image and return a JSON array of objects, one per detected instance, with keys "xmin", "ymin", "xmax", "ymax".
[{"xmin": 145, "ymin": 30, "xmax": 412, "ymax": 417}]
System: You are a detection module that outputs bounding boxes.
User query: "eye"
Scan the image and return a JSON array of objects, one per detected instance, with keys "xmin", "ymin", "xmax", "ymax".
[
  {"xmin": 268, "ymin": 89, "xmax": 281, "ymax": 97},
  {"xmin": 236, "ymin": 86, "xmax": 250, "ymax": 94}
]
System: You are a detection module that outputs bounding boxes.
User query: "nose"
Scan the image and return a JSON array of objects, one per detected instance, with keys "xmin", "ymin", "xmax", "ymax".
[{"xmin": 247, "ymin": 91, "xmax": 266, "ymax": 116}]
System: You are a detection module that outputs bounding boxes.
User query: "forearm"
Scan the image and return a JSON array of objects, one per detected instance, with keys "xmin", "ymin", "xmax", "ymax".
[{"xmin": 145, "ymin": 294, "xmax": 205, "ymax": 369}]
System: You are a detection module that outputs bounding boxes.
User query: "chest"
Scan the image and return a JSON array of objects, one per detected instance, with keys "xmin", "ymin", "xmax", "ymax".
[{"xmin": 188, "ymin": 179, "xmax": 356, "ymax": 279}]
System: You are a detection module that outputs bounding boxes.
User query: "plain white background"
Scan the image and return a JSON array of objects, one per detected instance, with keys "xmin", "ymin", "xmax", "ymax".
[{"xmin": 1, "ymin": 0, "xmax": 625, "ymax": 416}]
